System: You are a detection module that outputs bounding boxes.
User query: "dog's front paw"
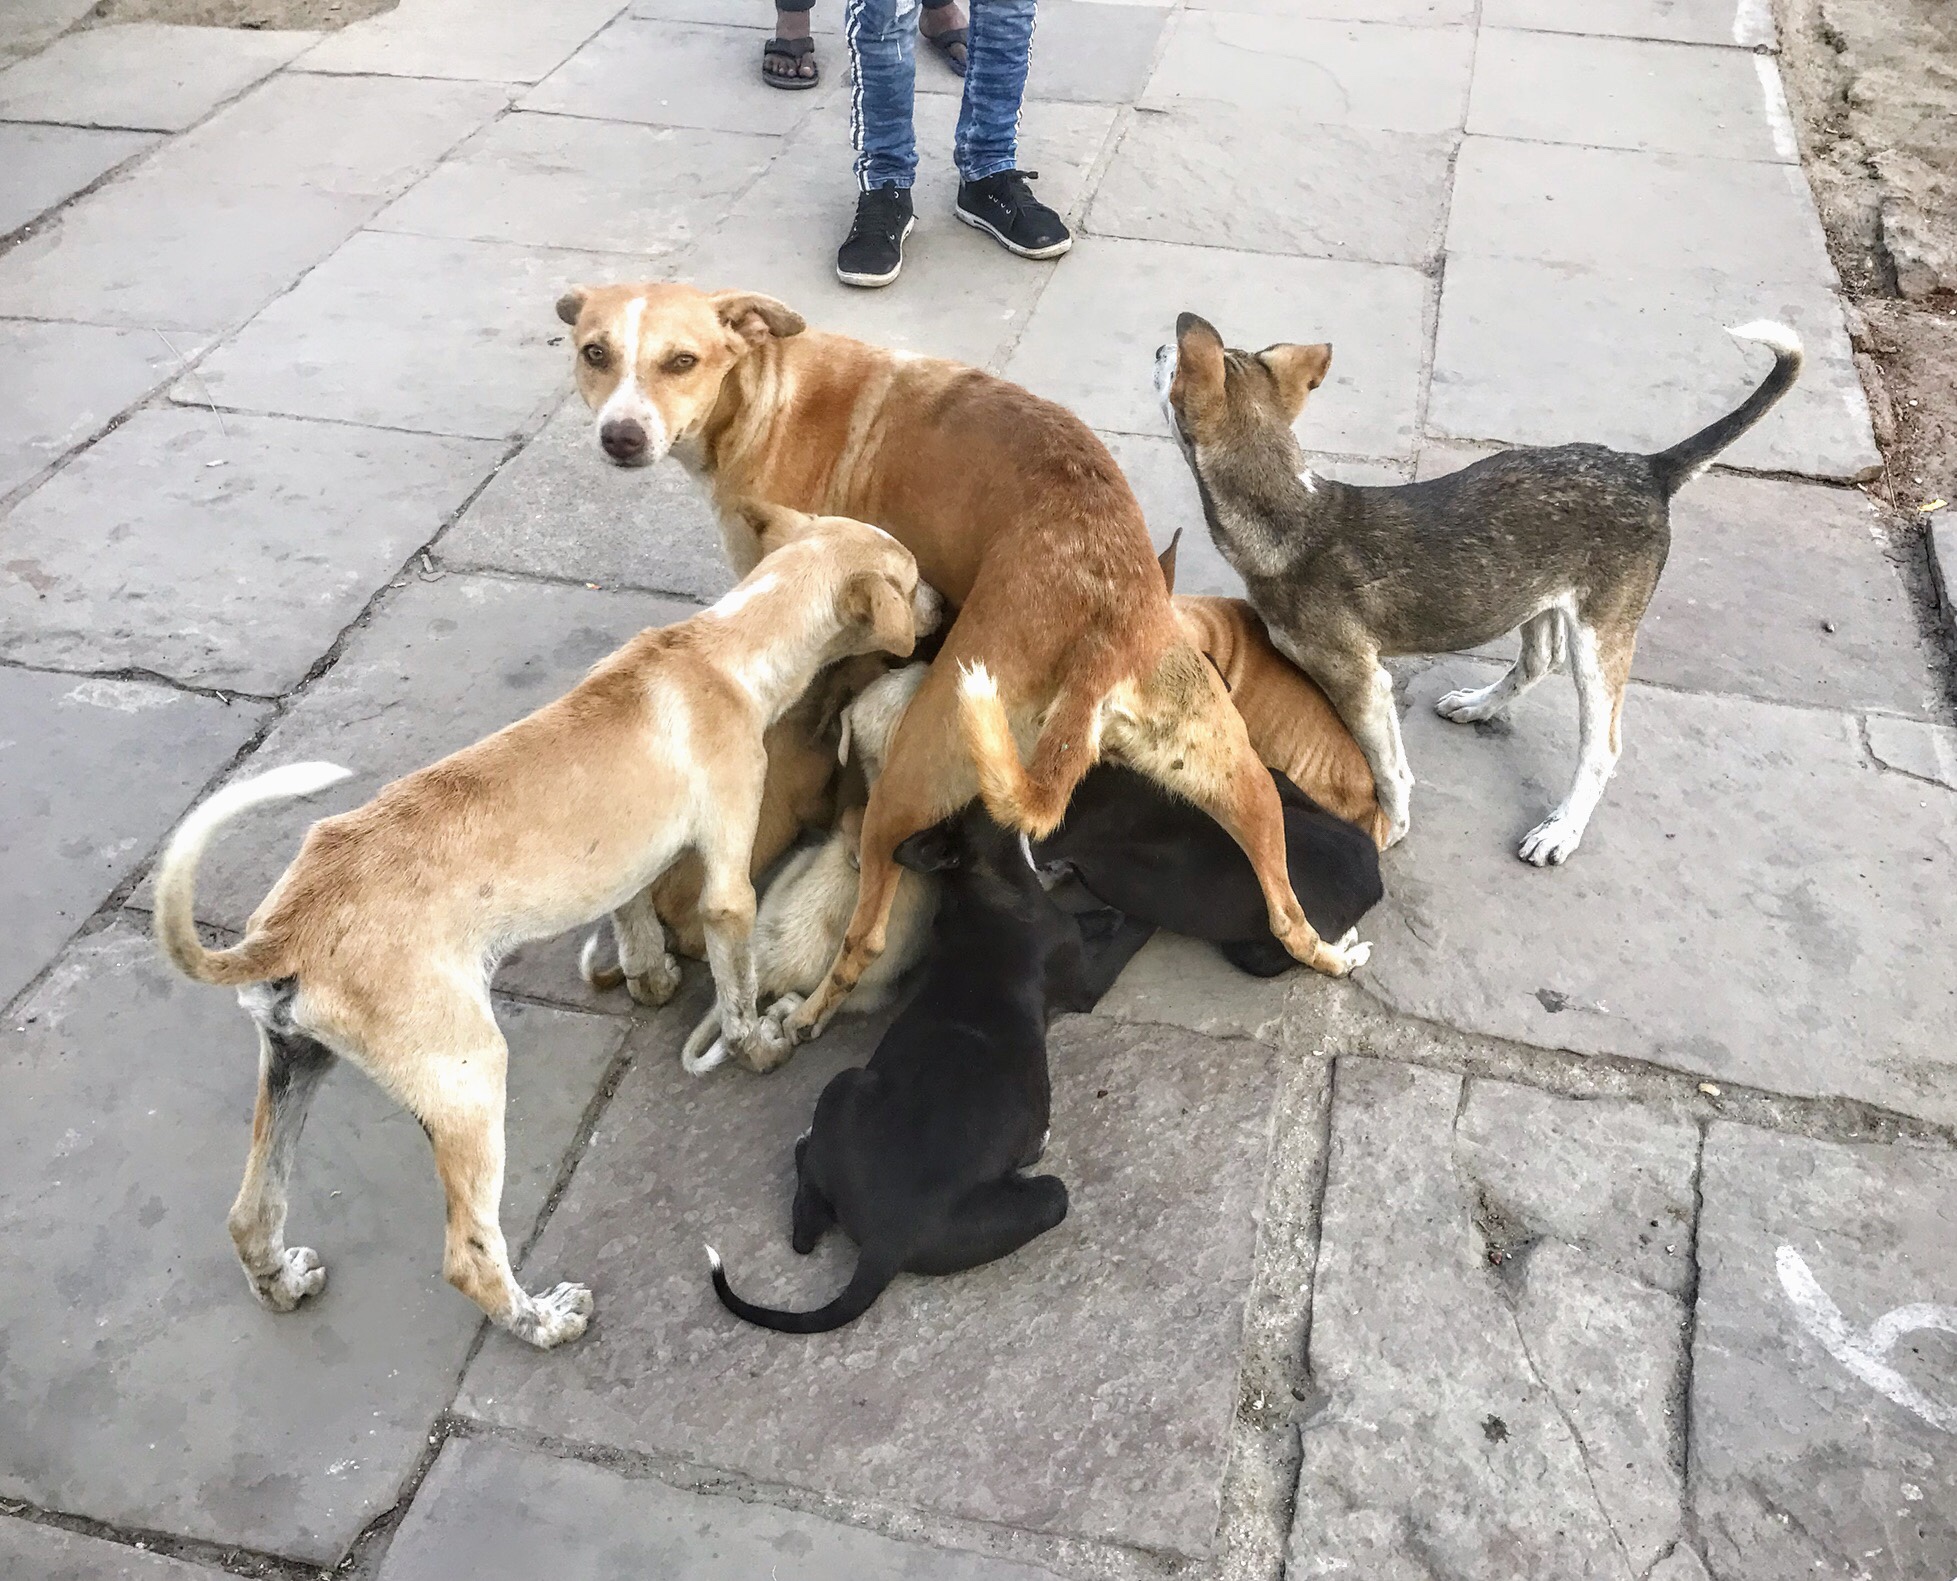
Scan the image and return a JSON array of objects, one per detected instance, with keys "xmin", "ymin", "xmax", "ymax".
[
  {"xmin": 1326, "ymin": 935, "xmax": 1373, "ymax": 974},
  {"xmin": 1518, "ymin": 814, "xmax": 1583, "ymax": 866},
  {"xmin": 731, "ymin": 1003, "xmax": 802, "ymax": 1074},
  {"xmin": 510, "ymin": 1281, "xmax": 594, "ymax": 1349},
  {"xmin": 626, "ymin": 953, "xmax": 682, "ymax": 1008},
  {"xmin": 1435, "ymin": 683, "xmax": 1501, "ymax": 724},
  {"xmin": 250, "ymin": 1245, "xmax": 327, "ymax": 1313}
]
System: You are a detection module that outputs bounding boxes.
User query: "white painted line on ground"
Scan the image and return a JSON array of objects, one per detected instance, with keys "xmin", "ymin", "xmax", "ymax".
[
  {"xmin": 1754, "ymin": 54, "xmax": 1800, "ymax": 161},
  {"xmin": 1777, "ymin": 1244, "xmax": 1957, "ymax": 1434}
]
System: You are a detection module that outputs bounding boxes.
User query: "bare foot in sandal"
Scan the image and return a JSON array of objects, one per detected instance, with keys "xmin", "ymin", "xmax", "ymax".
[
  {"xmin": 920, "ymin": 0, "xmax": 968, "ymax": 75},
  {"xmin": 763, "ymin": 5, "xmax": 819, "ymax": 87}
]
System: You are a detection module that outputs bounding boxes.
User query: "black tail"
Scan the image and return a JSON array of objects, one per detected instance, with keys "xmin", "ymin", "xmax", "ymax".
[
  {"xmin": 707, "ymin": 1243, "xmax": 897, "ymax": 1334},
  {"xmin": 1647, "ymin": 321, "xmax": 1803, "ymax": 496}
]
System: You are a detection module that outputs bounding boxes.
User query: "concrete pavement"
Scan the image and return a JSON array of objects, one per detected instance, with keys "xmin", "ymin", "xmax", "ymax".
[{"xmin": 1, "ymin": 1, "xmax": 1952, "ymax": 1577}]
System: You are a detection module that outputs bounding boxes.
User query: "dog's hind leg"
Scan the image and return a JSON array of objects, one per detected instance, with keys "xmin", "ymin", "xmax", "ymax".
[
  {"xmin": 1518, "ymin": 618, "xmax": 1633, "ymax": 867},
  {"xmin": 228, "ymin": 1022, "xmax": 336, "ymax": 1312},
  {"xmin": 790, "ymin": 1132, "xmax": 836, "ymax": 1254},
  {"xmin": 1436, "ymin": 608, "xmax": 1562, "ymax": 725},
  {"xmin": 912, "ymin": 1174, "xmax": 1070, "ymax": 1276}
]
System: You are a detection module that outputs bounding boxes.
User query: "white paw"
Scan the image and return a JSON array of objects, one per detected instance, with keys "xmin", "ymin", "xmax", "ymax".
[
  {"xmin": 1435, "ymin": 685, "xmax": 1499, "ymax": 723},
  {"xmin": 1519, "ymin": 814, "xmax": 1583, "ymax": 866},
  {"xmin": 252, "ymin": 1246, "xmax": 327, "ymax": 1312},
  {"xmin": 517, "ymin": 1281, "xmax": 594, "ymax": 1349},
  {"xmin": 1333, "ymin": 936, "xmax": 1373, "ymax": 974},
  {"xmin": 1383, "ymin": 813, "xmax": 1411, "ymax": 848}
]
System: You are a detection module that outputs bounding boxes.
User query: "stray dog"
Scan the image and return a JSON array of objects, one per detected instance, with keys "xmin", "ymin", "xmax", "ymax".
[
  {"xmin": 150, "ymin": 506, "xmax": 933, "ymax": 1347},
  {"xmin": 707, "ymin": 807, "xmax": 1137, "ymax": 1332},
  {"xmin": 1034, "ymin": 764, "xmax": 1383, "ymax": 977},
  {"xmin": 1157, "ymin": 313, "xmax": 1802, "ymax": 864},
  {"xmin": 554, "ymin": 285, "xmax": 1369, "ymax": 1065},
  {"xmin": 681, "ymin": 663, "xmax": 939, "ymax": 1073}
]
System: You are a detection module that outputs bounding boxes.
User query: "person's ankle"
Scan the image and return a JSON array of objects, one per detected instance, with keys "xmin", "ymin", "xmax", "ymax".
[{"xmin": 775, "ymin": 7, "xmax": 811, "ymax": 36}]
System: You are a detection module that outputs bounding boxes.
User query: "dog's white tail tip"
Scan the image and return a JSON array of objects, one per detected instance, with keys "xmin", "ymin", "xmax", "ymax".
[
  {"xmin": 1726, "ymin": 320, "xmax": 1802, "ymax": 357},
  {"xmin": 704, "ymin": 1243, "xmax": 723, "ymax": 1271}
]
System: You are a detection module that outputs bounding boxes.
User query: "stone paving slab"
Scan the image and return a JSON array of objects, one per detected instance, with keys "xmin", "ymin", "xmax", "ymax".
[
  {"xmin": 373, "ymin": 111, "xmax": 775, "ymax": 258},
  {"xmin": 682, "ymin": 94, "xmax": 1115, "ymax": 371},
  {"xmin": 1143, "ymin": 12, "xmax": 1474, "ymax": 133},
  {"xmin": 1188, "ymin": 0, "xmax": 1471, "ymax": 20},
  {"xmin": 1484, "ymin": 0, "xmax": 1776, "ymax": 47},
  {"xmin": 1361, "ymin": 663, "xmax": 1957, "ymax": 1126},
  {"xmin": 1288, "ymin": 1058, "xmax": 1694, "ymax": 1580},
  {"xmin": 0, "ymin": 23, "xmax": 314, "ymax": 132},
  {"xmin": 0, "ymin": 408, "xmax": 502, "ymax": 694},
  {"xmin": 999, "ymin": 0, "xmax": 1168, "ymax": 105},
  {"xmin": 140, "ymin": 72, "xmax": 510, "ymax": 200},
  {"xmin": 1005, "ymin": 236, "xmax": 1428, "ymax": 456},
  {"xmin": 1691, "ymin": 1126, "xmax": 1957, "ymax": 1580},
  {"xmin": 519, "ymin": 19, "xmax": 835, "ymax": 134},
  {"xmin": 0, "ymin": 0, "xmax": 95, "ymax": 64},
  {"xmin": 0, "ymin": 1518, "xmax": 225, "ymax": 1580},
  {"xmin": 134, "ymin": 572, "xmax": 697, "ymax": 929},
  {"xmin": 1416, "ymin": 449, "xmax": 1941, "ymax": 716},
  {"xmin": 377, "ymin": 1438, "xmax": 1068, "ymax": 1581},
  {"xmin": 186, "ymin": 230, "xmax": 624, "ymax": 439},
  {"xmin": 1446, "ymin": 136, "xmax": 1832, "ymax": 283},
  {"xmin": 0, "ymin": 669, "xmax": 265, "ymax": 1010},
  {"xmin": 437, "ymin": 395, "xmax": 730, "ymax": 600},
  {"xmin": 1468, "ymin": 29, "xmax": 1794, "ymax": 163},
  {"xmin": 0, "ymin": 921, "xmax": 624, "ymax": 1562},
  {"xmin": 1428, "ymin": 253, "xmax": 1880, "ymax": 479},
  {"xmin": 0, "ymin": 121, "xmax": 156, "ymax": 237},
  {"xmin": 1866, "ymin": 716, "xmax": 1957, "ymax": 792},
  {"xmin": 298, "ymin": 0, "xmax": 628, "ymax": 84},
  {"xmin": 0, "ymin": 320, "xmax": 199, "ymax": 498},
  {"xmin": 460, "ymin": 1011, "xmax": 1282, "ymax": 1560},
  {"xmin": 631, "ymin": 0, "xmax": 846, "ymax": 31},
  {"xmin": 1088, "ymin": 103, "xmax": 1454, "ymax": 267}
]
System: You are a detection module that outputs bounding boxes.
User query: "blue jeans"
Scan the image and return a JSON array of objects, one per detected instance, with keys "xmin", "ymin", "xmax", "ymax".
[{"xmin": 845, "ymin": 0, "xmax": 1036, "ymax": 190}]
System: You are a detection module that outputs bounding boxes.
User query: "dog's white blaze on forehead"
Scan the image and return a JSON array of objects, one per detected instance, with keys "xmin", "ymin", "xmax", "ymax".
[
  {"xmin": 596, "ymin": 297, "xmax": 669, "ymax": 457},
  {"xmin": 709, "ymin": 571, "xmax": 778, "ymax": 618}
]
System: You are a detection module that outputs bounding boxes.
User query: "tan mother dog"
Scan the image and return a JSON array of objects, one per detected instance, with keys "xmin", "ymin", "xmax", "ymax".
[
  {"xmin": 555, "ymin": 283, "xmax": 1370, "ymax": 1055},
  {"xmin": 150, "ymin": 506, "xmax": 933, "ymax": 1348}
]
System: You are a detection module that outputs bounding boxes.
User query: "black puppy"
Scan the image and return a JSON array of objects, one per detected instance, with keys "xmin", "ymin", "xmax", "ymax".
[
  {"xmin": 708, "ymin": 807, "xmax": 1146, "ymax": 1333},
  {"xmin": 1034, "ymin": 763, "xmax": 1382, "ymax": 978}
]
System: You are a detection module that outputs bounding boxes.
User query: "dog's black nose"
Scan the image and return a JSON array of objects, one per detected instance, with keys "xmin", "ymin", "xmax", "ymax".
[{"xmin": 600, "ymin": 418, "xmax": 647, "ymax": 462}]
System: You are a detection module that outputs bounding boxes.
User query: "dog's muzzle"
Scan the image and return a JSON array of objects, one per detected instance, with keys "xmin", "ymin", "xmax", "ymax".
[
  {"xmin": 600, "ymin": 417, "xmax": 650, "ymax": 466},
  {"xmin": 911, "ymin": 580, "xmax": 945, "ymax": 637}
]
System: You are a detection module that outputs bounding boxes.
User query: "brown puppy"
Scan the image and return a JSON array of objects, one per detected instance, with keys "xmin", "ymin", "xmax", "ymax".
[
  {"xmin": 1173, "ymin": 595, "xmax": 1390, "ymax": 849},
  {"xmin": 555, "ymin": 282, "xmax": 1369, "ymax": 1052},
  {"xmin": 149, "ymin": 506, "xmax": 933, "ymax": 1348}
]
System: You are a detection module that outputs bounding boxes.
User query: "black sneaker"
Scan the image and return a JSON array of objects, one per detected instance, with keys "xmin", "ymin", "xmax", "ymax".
[
  {"xmin": 836, "ymin": 185, "xmax": 915, "ymax": 288},
  {"xmin": 954, "ymin": 169, "xmax": 1072, "ymax": 260}
]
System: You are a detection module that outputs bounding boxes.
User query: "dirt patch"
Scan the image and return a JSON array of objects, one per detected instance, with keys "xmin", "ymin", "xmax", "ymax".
[{"xmin": 79, "ymin": 0, "xmax": 395, "ymax": 32}]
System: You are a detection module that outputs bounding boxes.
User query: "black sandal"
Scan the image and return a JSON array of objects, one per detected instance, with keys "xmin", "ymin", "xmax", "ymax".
[
  {"xmin": 923, "ymin": 21, "xmax": 968, "ymax": 76},
  {"xmin": 761, "ymin": 33, "xmax": 819, "ymax": 89}
]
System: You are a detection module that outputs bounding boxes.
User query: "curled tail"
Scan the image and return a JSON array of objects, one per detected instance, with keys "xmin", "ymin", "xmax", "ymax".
[
  {"xmin": 956, "ymin": 663, "xmax": 1106, "ymax": 840},
  {"xmin": 1648, "ymin": 321, "xmax": 1803, "ymax": 495},
  {"xmin": 152, "ymin": 761, "xmax": 352, "ymax": 986},
  {"xmin": 707, "ymin": 1243, "xmax": 897, "ymax": 1333}
]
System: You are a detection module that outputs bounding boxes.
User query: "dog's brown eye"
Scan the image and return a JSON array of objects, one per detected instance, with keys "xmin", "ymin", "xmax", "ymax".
[
  {"xmin": 581, "ymin": 343, "xmax": 607, "ymax": 368},
  {"xmin": 665, "ymin": 351, "xmax": 699, "ymax": 373}
]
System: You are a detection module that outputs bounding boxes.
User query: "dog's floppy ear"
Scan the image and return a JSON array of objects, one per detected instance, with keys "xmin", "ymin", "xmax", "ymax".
[
  {"xmin": 1157, "ymin": 528, "xmax": 1182, "ymax": 594},
  {"xmin": 1172, "ymin": 312, "xmax": 1228, "ymax": 419},
  {"xmin": 730, "ymin": 498, "xmax": 812, "ymax": 556},
  {"xmin": 712, "ymin": 290, "xmax": 806, "ymax": 349},
  {"xmin": 1259, "ymin": 342, "xmax": 1332, "ymax": 421},
  {"xmin": 842, "ymin": 571, "xmax": 916, "ymax": 658},
  {"xmin": 895, "ymin": 818, "xmax": 962, "ymax": 873},
  {"xmin": 555, "ymin": 287, "xmax": 588, "ymax": 326}
]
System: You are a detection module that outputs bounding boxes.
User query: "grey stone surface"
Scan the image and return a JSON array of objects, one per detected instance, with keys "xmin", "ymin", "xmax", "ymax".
[
  {"xmin": 520, "ymin": 18, "xmax": 835, "ymax": 133},
  {"xmin": 1089, "ymin": 103, "xmax": 1454, "ymax": 266},
  {"xmin": 1933, "ymin": 513, "xmax": 1956, "ymax": 629},
  {"xmin": 0, "ymin": 0, "xmax": 95, "ymax": 64},
  {"xmin": 1866, "ymin": 715, "xmax": 1957, "ymax": 791},
  {"xmin": 1189, "ymin": 0, "xmax": 1471, "ymax": 19},
  {"xmin": 0, "ymin": 169, "xmax": 372, "ymax": 333},
  {"xmin": 0, "ymin": 122, "xmax": 156, "ymax": 237},
  {"xmin": 460, "ymin": 1012, "xmax": 1282, "ymax": 1559},
  {"xmin": 0, "ymin": 921, "xmax": 625, "ymax": 1561},
  {"xmin": 0, "ymin": 668, "xmax": 265, "ymax": 1010},
  {"xmin": 1468, "ymin": 29, "xmax": 1794, "ymax": 163},
  {"xmin": 1143, "ymin": 12, "xmax": 1475, "ymax": 133},
  {"xmin": 297, "ymin": 0, "xmax": 627, "ymax": 83},
  {"xmin": 0, "ymin": 320, "xmax": 198, "ymax": 498},
  {"xmin": 1446, "ymin": 136, "xmax": 1832, "ymax": 282},
  {"xmin": 139, "ymin": 71, "xmax": 510, "ymax": 199},
  {"xmin": 681, "ymin": 94, "xmax": 1116, "ymax": 370},
  {"xmin": 1288, "ymin": 1059, "xmax": 1692, "ymax": 1580},
  {"xmin": 0, "ymin": 22, "xmax": 312, "ymax": 131},
  {"xmin": 1005, "ymin": 236, "xmax": 1428, "ymax": 456},
  {"xmin": 185, "ymin": 230, "xmax": 624, "ymax": 438},
  {"xmin": 1647, "ymin": 1545, "xmax": 1715, "ymax": 1581},
  {"xmin": 1691, "ymin": 1126, "xmax": 1957, "ymax": 1580},
  {"xmin": 1090, "ymin": 928, "xmax": 1303, "ymax": 1042},
  {"xmin": 437, "ymin": 395, "xmax": 730, "ymax": 599},
  {"xmin": 1013, "ymin": 0, "xmax": 1168, "ymax": 104},
  {"xmin": 1484, "ymin": 0, "xmax": 1776, "ymax": 46},
  {"xmin": 0, "ymin": 408, "xmax": 501, "ymax": 693},
  {"xmin": 136, "ymin": 571, "xmax": 696, "ymax": 928},
  {"xmin": 372, "ymin": 111, "xmax": 775, "ymax": 257},
  {"xmin": 1362, "ymin": 664, "xmax": 1957, "ymax": 1125},
  {"xmin": 1416, "ymin": 450, "xmax": 1940, "ymax": 715},
  {"xmin": 1428, "ymin": 253, "xmax": 1880, "ymax": 479},
  {"xmin": 377, "ymin": 1438, "xmax": 1067, "ymax": 1581},
  {"xmin": 0, "ymin": 1519, "xmax": 225, "ymax": 1580}
]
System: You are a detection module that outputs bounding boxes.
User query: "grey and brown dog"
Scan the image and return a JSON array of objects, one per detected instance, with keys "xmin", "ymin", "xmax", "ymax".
[{"xmin": 1156, "ymin": 313, "xmax": 1802, "ymax": 864}]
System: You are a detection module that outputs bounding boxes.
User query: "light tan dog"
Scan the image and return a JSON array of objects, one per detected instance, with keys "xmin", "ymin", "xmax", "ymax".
[
  {"xmin": 555, "ymin": 282, "xmax": 1369, "ymax": 1061},
  {"xmin": 149, "ymin": 505, "xmax": 935, "ymax": 1349}
]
